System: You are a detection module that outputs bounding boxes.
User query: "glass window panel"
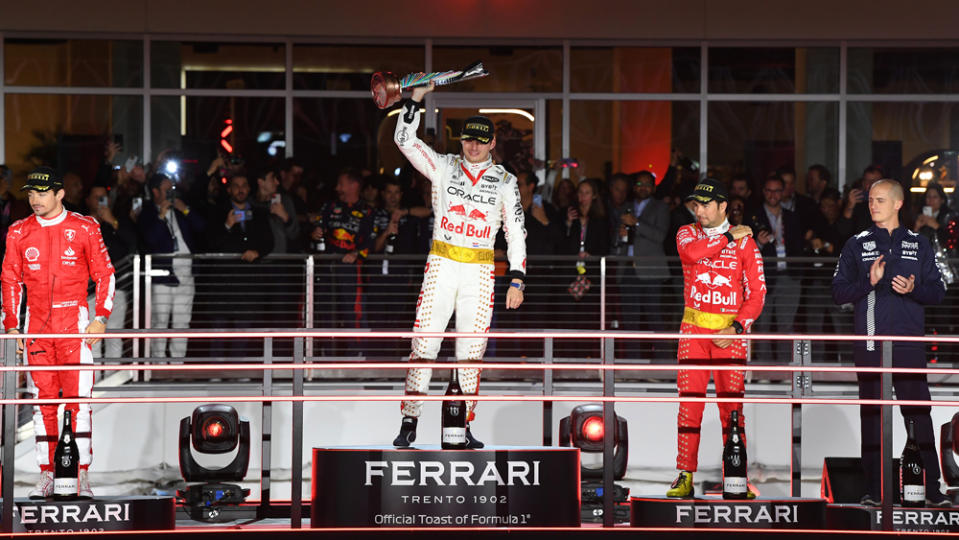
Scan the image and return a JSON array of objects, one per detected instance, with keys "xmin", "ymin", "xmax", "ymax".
[
  {"xmin": 293, "ymin": 44, "xmax": 424, "ymax": 91},
  {"xmin": 294, "ymin": 98, "xmax": 392, "ymax": 186},
  {"xmin": 707, "ymin": 101, "xmax": 838, "ymax": 191},
  {"xmin": 569, "ymin": 100, "xmax": 699, "ymax": 184},
  {"xmin": 151, "ymin": 96, "xmax": 284, "ymax": 178},
  {"xmin": 570, "ymin": 47, "xmax": 700, "ymax": 93},
  {"xmin": 848, "ymin": 48, "xmax": 959, "ymax": 94},
  {"xmin": 708, "ymin": 47, "xmax": 839, "ymax": 94},
  {"xmin": 846, "ymin": 102, "xmax": 959, "ymax": 191},
  {"xmin": 4, "ymin": 94, "xmax": 142, "ymax": 186},
  {"xmin": 151, "ymin": 41, "xmax": 285, "ymax": 89},
  {"xmin": 4, "ymin": 38, "xmax": 142, "ymax": 87},
  {"xmin": 431, "ymin": 46, "xmax": 562, "ymax": 92}
]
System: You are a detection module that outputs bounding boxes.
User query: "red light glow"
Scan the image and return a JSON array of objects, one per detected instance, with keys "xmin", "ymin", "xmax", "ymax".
[
  {"xmin": 582, "ymin": 417, "xmax": 604, "ymax": 442},
  {"xmin": 205, "ymin": 420, "xmax": 225, "ymax": 439}
]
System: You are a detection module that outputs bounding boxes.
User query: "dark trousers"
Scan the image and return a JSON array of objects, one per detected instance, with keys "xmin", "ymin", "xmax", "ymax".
[
  {"xmin": 855, "ymin": 344, "xmax": 942, "ymax": 496},
  {"xmin": 315, "ymin": 261, "xmax": 364, "ymax": 355}
]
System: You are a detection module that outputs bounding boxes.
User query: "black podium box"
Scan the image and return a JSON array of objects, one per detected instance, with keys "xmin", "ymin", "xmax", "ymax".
[
  {"xmin": 827, "ymin": 504, "xmax": 959, "ymax": 532},
  {"xmin": 311, "ymin": 446, "xmax": 580, "ymax": 527},
  {"xmin": 4, "ymin": 496, "xmax": 175, "ymax": 533},
  {"xmin": 630, "ymin": 496, "xmax": 825, "ymax": 529}
]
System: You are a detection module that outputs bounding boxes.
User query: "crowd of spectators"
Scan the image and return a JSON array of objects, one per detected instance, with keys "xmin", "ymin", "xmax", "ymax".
[{"xmin": 1, "ymin": 137, "xmax": 957, "ymax": 362}]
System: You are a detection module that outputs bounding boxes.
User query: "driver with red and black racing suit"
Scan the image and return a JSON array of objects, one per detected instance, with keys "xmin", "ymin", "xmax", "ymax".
[
  {"xmin": 2, "ymin": 167, "xmax": 115, "ymax": 499},
  {"xmin": 392, "ymin": 82, "xmax": 527, "ymax": 449},
  {"xmin": 666, "ymin": 178, "xmax": 766, "ymax": 498}
]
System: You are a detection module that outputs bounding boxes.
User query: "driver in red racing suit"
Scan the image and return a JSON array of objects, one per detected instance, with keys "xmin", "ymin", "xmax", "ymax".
[
  {"xmin": 666, "ymin": 178, "xmax": 766, "ymax": 498},
  {"xmin": 2, "ymin": 167, "xmax": 115, "ymax": 499}
]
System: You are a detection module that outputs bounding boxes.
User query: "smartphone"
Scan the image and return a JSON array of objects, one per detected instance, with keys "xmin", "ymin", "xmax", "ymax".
[
  {"xmin": 272, "ymin": 193, "xmax": 282, "ymax": 205},
  {"xmin": 132, "ymin": 197, "xmax": 143, "ymax": 215},
  {"xmin": 98, "ymin": 196, "xmax": 109, "ymax": 207},
  {"xmin": 124, "ymin": 155, "xmax": 138, "ymax": 173},
  {"xmin": 923, "ymin": 205, "xmax": 933, "ymax": 217},
  {"xmin": 234, "ymin": 209, "xmax": 251, "ymax": 222},
  {"xmin": 533, "ymin": 194, "xmax": 543, "ymax": 207}
]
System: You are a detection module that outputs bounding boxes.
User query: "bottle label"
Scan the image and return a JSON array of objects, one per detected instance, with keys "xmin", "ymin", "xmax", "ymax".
[
  {"xmin": 903, "ymin": 484, "xmax": 925, "ymax": 502},
  {"xmin": 442, "ymin": 427, "xmax": 466, "ymax": 444},
  {"xmin": 54, "ymin": 478, "xmax": 77, "ymax": 496},
  {"xmin": 723, "ymin": 477, "xmax": 747, "ymax": 494}
]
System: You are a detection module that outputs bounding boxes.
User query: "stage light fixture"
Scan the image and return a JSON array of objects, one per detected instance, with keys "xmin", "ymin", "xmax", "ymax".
[
  {"xmin": 559, "ymin": 404, "xmax": 630, "ymax": 523},
  {"xmin": 939, "ymin": 412, "xmax": 959, "ymax": 502},
  {"xmin": 558, "ymin": 403, "xmax": 628, "ymax": 480},
  {"xmin": 177, "ymin": 404, "xmax": 251, "ymax": 522}
]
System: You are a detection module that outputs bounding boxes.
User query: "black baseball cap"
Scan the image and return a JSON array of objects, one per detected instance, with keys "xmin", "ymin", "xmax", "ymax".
[
  {"xmin": 687, "ymin": 177, "xmax": 728, "ymax": 204},
  {"xmin": 22, "ymin": 166, "xmax": 64, "ymax": 192},
  {"xmin": 461, "ymin": 116, "xmax": 494, "ymax": 144}
]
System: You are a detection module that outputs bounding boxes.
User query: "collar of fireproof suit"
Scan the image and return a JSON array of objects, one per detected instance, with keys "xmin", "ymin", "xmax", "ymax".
[
  {"xmin": 702, "ymin": 219, "xmax": 730, "ymax": 237},
  {"xmin": 37, "ymin": 208, "xmax": 68, "ymax": 227},
  {"xmin": 461, "ymin": 155, "xmax": 493, "ymax": 173}
]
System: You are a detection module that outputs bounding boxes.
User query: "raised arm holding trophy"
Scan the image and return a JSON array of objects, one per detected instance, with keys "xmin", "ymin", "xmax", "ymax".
[{"xmin": 388, "ymin": 69, "xmax": 527, "ymax": 449}]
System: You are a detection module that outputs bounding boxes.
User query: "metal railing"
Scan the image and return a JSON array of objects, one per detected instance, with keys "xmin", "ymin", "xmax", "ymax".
[
  {"xmin": 1, "ymin": 328, "xmax": 955, "ymax": 531},
  {"xmin": 124, "ymin": 253, "xmax": 959, "ymax": 366}
]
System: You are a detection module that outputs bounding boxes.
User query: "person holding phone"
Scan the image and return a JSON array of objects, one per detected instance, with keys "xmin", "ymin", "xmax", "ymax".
[
  {"xmin": 84, "ymin": 184, "xmax": 137, "ymax": 360},
  {"xmin": 138, "ymin": 174, "xmax": 204, "ymax": 358},
  {"xmin": 210, "ymin": 174, "xmax": 273, "ymax": 357},
  {"xmin": 254, "ymin": 167, "xmax": 299, "ymax": 254}
]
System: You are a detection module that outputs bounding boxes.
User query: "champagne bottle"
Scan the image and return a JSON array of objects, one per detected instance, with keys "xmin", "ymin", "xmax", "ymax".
[
  {"xmin": 312, "ymin": 217, "xmax": 326, "ymax": 253},
  {"xmin": 53, "ymin": 410, "xmax": 79, "ymax": 500},
  {"xmin": 900, "ymin": 419, "xmax": 925, "ymax": 507},
  {"xmin": 722, "ymin": 409, "xmax": 748, "ymax": 499},
  {"xmin": 441, "ymin": 369, "xmax": 467, "ymax": 449},
  {"xmin": 382, "ymin": 233, "xmax": 396, "ymax": 275},
  {"xmin": 620, "ymin": 208, "xmax": 632, "ymax": 246}
]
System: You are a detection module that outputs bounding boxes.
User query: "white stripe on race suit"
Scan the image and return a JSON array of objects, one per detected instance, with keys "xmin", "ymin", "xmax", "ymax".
[{"xmin": 866, "ymin": 290, "xmax": 876, "ymax": 352}]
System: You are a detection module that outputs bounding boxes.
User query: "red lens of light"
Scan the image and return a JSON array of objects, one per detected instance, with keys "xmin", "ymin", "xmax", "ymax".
[
  {"xmin": 204, "ymin": 419, "xmax": 225, "ymax": 439},
  {"xmin": 582, "ymin": 417, "xmax": 604, "ymax": 442}
]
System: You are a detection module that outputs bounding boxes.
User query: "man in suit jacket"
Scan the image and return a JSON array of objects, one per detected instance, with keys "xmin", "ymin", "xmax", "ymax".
[
  {"xmin": 746, "ymin": 174, "xmax": 804, "ymax": 363},
  {"xmin": 619, "ymin": 171, "xmax": 670, "ymax": 358},
  {"xmin": 209, "ymin": 174, "xmax": 273, "ymax": 357}
]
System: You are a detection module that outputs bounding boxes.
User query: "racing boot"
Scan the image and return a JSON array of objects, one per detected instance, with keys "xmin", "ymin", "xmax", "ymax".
[
  {"xmin": 666, "ymin": 470, "xmax": 695, "ymax": 498},
  {"xmin": 78, "ymin": 469, "xmax": 93, "ymax": 499},
  {"xmin": 465, "ymin": 425, "xmax": 484, "ymax": 449},
  {"xmin": 392, "ymin": 416, "xmax": 417, "ymax": 447},
  {"xmin": 29, "ymin": 470, "xmax": 54, "ymax": 499}
]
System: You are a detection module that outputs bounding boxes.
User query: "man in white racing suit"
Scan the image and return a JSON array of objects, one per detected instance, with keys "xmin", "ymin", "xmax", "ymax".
[{"xmin": 393, "ymin": 82, "xmax": 527, "ymax": 448}]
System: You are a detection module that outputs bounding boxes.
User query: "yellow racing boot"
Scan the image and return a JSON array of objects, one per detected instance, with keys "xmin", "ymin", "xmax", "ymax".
[{"xmin": 666, "ymin": 470, "xmax": 695, "ymax": 498}]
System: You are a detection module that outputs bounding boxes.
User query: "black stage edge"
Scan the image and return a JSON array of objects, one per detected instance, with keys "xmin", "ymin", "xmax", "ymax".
[
  {"xmin": 0, "ymin": 495, "xmax": 174, "ymax": 533},
  {"xmin": 630, "ymin": 496, "xmax": 825, "ymax": 529},
  {"xmin": 312, "ymin": 446, "xmax": 580, "ymax": 527},
  {"xmin": 827, "ymin": 504, "xmax": 959, "ymax": 532}
]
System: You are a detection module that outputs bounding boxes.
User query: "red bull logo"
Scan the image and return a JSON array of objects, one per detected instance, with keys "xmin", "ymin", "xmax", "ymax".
[
  {"xmin": 448, "ymin": 204, "xmax": 467, "ymax": 216},
  {"xmin": 440, "ymin": 216, "xmax": 491, "ymax": 239},
  {"xmin": 689, "ymin": 285, "xmax": 737, "ymax": 306},
  {"xmin": 468, "ymin": 209, "xmax": 487, "ymax": 221},
  {"xmin": 695, "ymin": 271, "xmax": 732, "ymax": 288},
  {"xmin": 332, "ymin": 229, "xmax": 355, "ymax": 242}
]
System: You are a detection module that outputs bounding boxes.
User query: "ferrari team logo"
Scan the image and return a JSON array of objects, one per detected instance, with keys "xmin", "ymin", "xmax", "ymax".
[{"xmin": 65, "ymin": 229, "xmax": 76, "ymax": 242}]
